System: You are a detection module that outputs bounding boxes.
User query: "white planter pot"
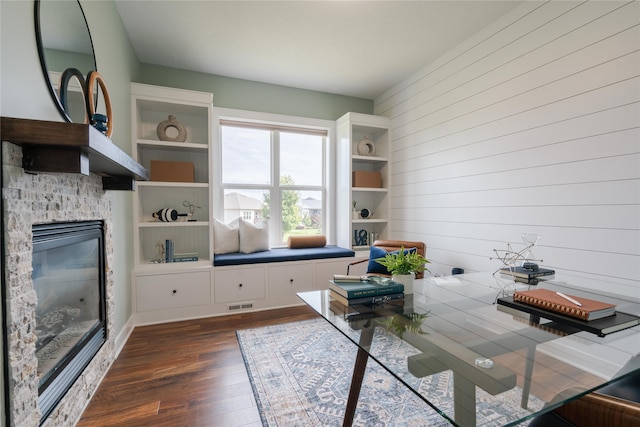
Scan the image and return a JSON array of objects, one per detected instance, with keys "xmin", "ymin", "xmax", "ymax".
[{"xmin": 392, "ymin": 273, "xmax": 414, "ymax": 294}]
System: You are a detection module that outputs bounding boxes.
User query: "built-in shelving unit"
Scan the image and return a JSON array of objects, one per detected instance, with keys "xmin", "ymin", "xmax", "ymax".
[
  {"xmin": 131, "ymin": 83, "xmax": 213, "ymax": 271},
  {"xmin": 128, "ymin": 89, "xmax": 370, "ymax": 324},
  {"xmin": 336, "ymin": 112, "xmax": 391, "ymax": 253}
]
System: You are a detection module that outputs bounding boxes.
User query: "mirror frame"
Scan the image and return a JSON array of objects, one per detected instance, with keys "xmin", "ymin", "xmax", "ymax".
[{"xmin": 34, "ymin": 0, "xmax": 97, "ymax": 123}]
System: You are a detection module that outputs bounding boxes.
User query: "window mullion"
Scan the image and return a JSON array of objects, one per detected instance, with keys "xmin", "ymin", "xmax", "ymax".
[{"xmin": 270, "ymin": 130, "xmax": 281, "ymax": 245}]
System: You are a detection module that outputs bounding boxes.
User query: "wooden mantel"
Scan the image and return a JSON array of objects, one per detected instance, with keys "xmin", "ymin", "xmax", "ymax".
[{"xmin": 1, "ymin": 117, "xmax": 148, "ymax": 190}]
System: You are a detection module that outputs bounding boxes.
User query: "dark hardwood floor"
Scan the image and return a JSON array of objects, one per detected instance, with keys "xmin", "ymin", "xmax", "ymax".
[
  {"xmin": 77, "ymin": 305, "xmax": 319, "ymax": 427},
  {"xmin": 78, "ymin": 304, "xmax": 602, "ymax": 426}
]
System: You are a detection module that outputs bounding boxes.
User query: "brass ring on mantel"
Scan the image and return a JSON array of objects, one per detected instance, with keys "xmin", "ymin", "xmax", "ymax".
[{"xmin": 86, "ymin": 70, "xmax": 113, "ymax": 138}]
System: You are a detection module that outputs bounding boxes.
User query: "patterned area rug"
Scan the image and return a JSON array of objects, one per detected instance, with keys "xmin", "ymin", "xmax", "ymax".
[{"xmin": 237, "ymin": 319, "xmax": 539, "ymax": 426}]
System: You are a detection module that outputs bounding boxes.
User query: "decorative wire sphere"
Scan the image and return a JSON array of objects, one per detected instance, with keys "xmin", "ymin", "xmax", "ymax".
[{"xmin": 521, "ymin": 233, "xmax": 541, "ymax": 264}]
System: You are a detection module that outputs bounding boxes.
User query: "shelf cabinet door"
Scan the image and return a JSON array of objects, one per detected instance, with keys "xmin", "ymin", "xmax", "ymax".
[
  {"xmin": 136, "ymin": 270, "xmax": 211, "ymax": 312},
  {"xmin": 214, "ymin": 267, "xmax": 266, "ymax": 303},
  {"xmin": 268, "ymin": 263, "xmax": 314, "ymax": 302}
]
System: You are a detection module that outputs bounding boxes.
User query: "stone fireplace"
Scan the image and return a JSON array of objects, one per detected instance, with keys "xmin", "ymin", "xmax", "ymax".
[{"xmin": 2, "ymin": 141, "xmax": 116, "ymax": 427}]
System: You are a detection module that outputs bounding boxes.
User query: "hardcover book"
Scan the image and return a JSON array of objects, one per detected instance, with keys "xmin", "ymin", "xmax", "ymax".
[
  {"xmin": 500, "ymin": 266, "xmax": 555, "ymax": 279},
  {"xmin": 332, "ymin": 274, "xmax": 365, "ymax": 283},
  {"xmin": 165, "ymin": 239, "xmax": 174, "ymax": 263},
  {"xmin": 497, "ymin": 296, "xmax": 639, "ymax": 337},
  {"xmin": 173, "ymin": 253, "xmax": 199, "ymax": 262},
  {"xmin": 329, "ymin": 289, "xmax": 404, "ymax": 307},
  {"xmin": 512, "ymin": 288, "xmax": 615, "ymax": 321},
  {"xmin": 328, "ymin": 280, "xmax": 404, "ymax": 299}
]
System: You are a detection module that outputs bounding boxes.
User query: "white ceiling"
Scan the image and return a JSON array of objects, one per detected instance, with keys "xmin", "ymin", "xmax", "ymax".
[{"xmin": 114, "ymin": 1, "xmax": 522, "ymax": 100}]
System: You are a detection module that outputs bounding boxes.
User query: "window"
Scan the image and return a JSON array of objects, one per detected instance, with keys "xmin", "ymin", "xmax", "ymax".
[{"xmin": 218, "ymin": 118, "xmax": 327, "ymax": 246}]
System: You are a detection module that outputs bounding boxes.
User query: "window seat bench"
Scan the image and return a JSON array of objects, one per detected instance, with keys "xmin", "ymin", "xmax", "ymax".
[
  {"xmin": 134, "ymin": 246, "xmax": 363, "ymax": 324},
  {"xmin": 213, "ymin": 245, "xmax": 355, "ymax": 266}
]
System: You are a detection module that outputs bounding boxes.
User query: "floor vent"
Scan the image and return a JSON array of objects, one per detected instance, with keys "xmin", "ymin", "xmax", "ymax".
[{"xmin": 228, "ymin": 302, "xmax": 254, "ymax": 311}]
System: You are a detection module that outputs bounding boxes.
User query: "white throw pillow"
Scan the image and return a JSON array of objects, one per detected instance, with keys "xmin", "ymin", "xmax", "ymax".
[
  {"xmin": 239, "ymin": 218, "xmax": 270, "ymax": 253},
  {"xmin": 213, "ymin": 218, "xmax": 240, "ymax": 254}
]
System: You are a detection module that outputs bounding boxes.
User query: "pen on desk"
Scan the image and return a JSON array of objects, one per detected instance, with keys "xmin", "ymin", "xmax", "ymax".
[{"xmin": 556, "ymin": 291, "xmax": 582, "ymax": 307}]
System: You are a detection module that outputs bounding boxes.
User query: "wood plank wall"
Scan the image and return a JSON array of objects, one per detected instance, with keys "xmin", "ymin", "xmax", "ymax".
[{"xmin": 374, "ymin": 1, "xmax": 639, "ymax": 296}]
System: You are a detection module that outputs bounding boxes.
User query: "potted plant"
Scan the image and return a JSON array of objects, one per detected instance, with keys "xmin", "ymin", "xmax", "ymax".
[{"xmin": 375, "ymin": 246, "xmax": 430, "ymax": 294}]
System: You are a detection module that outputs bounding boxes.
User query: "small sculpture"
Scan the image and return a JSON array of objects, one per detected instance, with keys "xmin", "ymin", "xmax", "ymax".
[
  {"xmin": 152, "ymin": 208, "xmax": 188, "ymax": 222},
  {"xmin": 182, "ymin": 200, "xmax": 201, "ymax": 222},
  {"xmin": 157, "ymin": 115, "xmax": 187, "ymax": 142},
  {"xmin": 490, "ymin": 233, "xmax": 543, "ymax": 274},
  {"xmin": 356, "ymin": 136, "xmax": 376, "ymax": 156},
  {"xmin": 354, "ymin": 229, "xmax": 368, "ymax": 246}
]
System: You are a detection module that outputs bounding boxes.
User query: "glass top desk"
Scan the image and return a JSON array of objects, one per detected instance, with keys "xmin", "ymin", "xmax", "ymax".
[{"xmin": 298, "ymin": 272, "xmax": 640, "ymax": 427}]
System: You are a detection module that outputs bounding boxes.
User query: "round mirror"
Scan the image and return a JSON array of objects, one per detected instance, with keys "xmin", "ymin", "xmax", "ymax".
[{"xmin": 35, "ymin": 0, "xmax": 97, "ymax": 123}]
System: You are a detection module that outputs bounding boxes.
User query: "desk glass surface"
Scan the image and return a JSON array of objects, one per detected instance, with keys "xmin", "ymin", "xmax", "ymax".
[{"xmin": 298, "ymin": 272, "xmax": 640, "ymax": 427}]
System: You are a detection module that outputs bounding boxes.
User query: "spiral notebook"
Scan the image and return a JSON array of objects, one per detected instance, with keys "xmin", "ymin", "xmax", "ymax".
[{"xmin": 512, "ymin": 288, "xmax": 615, "ymax": 321}]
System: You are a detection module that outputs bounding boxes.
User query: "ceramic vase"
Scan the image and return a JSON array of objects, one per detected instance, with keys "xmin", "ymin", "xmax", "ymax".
[{"xmin": 157, "ymin": 115, "xmax": 187, "ymax": 142}]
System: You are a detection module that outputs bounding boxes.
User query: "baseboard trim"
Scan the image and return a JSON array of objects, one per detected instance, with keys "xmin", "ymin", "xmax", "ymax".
[{"xmin": 113, "ymin": 315, "xmax": 136, "ymax": 359}]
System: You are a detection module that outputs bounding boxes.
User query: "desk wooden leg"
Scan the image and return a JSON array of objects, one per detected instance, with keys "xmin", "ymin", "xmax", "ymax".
[
  {"xmin": 521, "ymin": 345, "xmax": 536, "ymax": 409},
  {"xmin": 520, "ymin": 315, "xmax": 540, "ymax": 409},
  {"xmin": 343, "ymin": 323, "xmax": 375, "ymax": 427}
]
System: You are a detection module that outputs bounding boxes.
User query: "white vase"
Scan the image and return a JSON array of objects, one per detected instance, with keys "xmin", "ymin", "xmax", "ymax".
[{"xmin": 392, "ymin": 273, "xmax": 414, "ymax": 294}]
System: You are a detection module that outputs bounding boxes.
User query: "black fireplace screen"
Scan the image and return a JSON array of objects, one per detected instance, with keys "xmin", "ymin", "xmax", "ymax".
[{"xmin": 32, "ymin": 221, "xmax": 106, "ymax": 420}]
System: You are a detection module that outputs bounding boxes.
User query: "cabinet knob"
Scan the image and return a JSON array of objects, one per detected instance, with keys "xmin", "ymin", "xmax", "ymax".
[
  {"xmin": 171, "ymin": 289, "xmax": 177, "ymax": 295},
  {"xmin": 238, "ymin": 283, "xmax": 243, "ymax": 288},
  {"xmin": 289, "ymin": 278, "xmax": 294, "ymax": 284}
]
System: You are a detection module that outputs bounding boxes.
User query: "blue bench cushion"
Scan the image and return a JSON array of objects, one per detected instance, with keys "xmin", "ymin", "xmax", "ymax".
[{"xmin": 213, "ymin": 245, "xmax": 355, "ymax": 266}]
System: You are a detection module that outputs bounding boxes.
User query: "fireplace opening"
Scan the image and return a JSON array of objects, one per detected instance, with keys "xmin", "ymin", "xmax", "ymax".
[{"xmin": 32, "ymin": 221, "xmax": 106, "ymax": 422}]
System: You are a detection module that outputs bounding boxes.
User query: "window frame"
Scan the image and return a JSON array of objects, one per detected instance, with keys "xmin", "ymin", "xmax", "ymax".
[{"xmin": 213, "ymin": 107, "xmax": 336, "ymax": 248}]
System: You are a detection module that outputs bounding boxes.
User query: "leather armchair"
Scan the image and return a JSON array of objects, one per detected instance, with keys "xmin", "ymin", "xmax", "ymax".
[{"xmin": 528, "ymin": 356, "xmax": 640, "ymax": 427}]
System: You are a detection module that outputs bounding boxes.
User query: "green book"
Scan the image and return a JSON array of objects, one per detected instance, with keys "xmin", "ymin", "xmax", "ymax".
[{"xmin": 329, "ymin": 280, "xmax": 404, "ymax": 299}]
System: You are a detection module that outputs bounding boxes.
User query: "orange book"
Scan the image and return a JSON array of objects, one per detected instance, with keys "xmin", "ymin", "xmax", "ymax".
[{"xmin": 513, "ymin": 289, "xmax": 616, "ymax": 321}]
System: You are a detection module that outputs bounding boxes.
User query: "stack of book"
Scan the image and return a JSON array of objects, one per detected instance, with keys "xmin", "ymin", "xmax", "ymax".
[
  {"xmin": 329, "ymin": 275, "xmax": 404, "ymax": 307},
  {"xmin": 164, "ymin": 239, "xmax": 198, "ymax": 263},
  {"xmin": 497, "ymin": 288, "xmax": 640, "ymax": 336},
  {"xmin": 499, "ymin": 266, "xmax": 555, "ymax": 281}
]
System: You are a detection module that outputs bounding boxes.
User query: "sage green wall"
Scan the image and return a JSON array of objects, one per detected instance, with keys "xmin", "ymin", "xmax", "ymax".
[
  {"xmin": 0, "ymin": 0, "xmax": 140, "ymax": 350},
  {"xmin": 139, "ymin": 64, "xmax": 373, "ymax": 120},
  {"xmin": 81, "ymin": 0, "xmax": 141, "ymax": 340},
  {"xmin": 43, "ymin": 48, "xmax": 95, "ymax": 74}
]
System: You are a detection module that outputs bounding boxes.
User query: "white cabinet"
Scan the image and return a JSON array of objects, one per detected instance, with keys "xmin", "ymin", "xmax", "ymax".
[
  {"xmin": 131, "ymin": 83, "xmax": 213, "ymax": 269},
  {"xmin": 214, "ymin": 266, "xmax": 266, "ymax": 304},
  {"xmin": 131, "ymin": 83, "xmax": 214, "ymax": 319},
  {"xmin": 336, "ymin": 113, "xmax": 391, "ymax": 253},
  {"xmin": 268, "ymin": 263, "xmax": 314, "ymax": 304},
  {"xmin": 136, "ymin": 270, "xmax": 211, "ymax": 312}
]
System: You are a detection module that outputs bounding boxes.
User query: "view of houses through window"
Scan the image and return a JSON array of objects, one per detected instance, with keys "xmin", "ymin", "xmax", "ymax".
[{"xmin": 219, "ymin": 122, "xmax": 326, "ymax": 245}]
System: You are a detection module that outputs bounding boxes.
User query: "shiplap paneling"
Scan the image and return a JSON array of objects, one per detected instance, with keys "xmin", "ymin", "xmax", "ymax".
[{"xmin": 375, "ymin": 0, "xmax": 640, "ymax": 295}]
